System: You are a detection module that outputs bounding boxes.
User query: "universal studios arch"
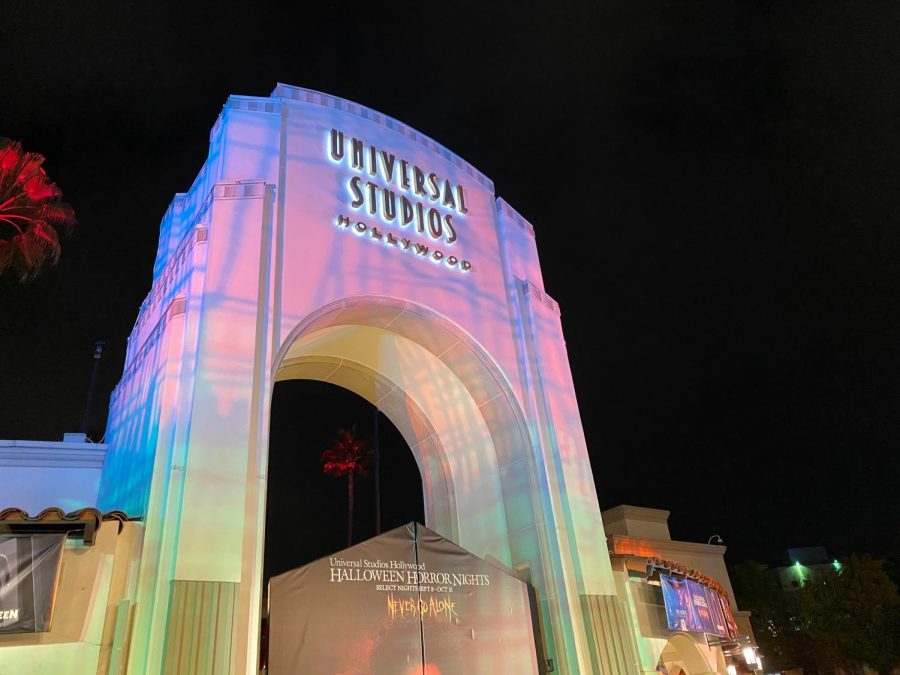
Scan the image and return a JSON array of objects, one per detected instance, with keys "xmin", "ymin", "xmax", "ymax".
[{"xmin": 97, "ymin": 85, "xmax": 633, "ymax": 674}]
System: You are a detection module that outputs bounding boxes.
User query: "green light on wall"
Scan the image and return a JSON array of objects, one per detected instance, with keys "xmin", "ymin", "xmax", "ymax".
[{"xmin": 833, "ymin": 559, "xmax": 842, "ymax": 571}]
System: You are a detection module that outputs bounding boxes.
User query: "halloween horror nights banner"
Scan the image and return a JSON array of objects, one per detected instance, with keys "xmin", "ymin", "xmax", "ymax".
[
  {"xmin": 267, "ymin": 523, "xmax": 540, "ymax": 675},
  {"xmin": 659, "ymin": 574, "xmax": 737, "ymax": 639},
  {"xmin": 0, "ymin": 534, "xmax": 65, "ymax": 633}
]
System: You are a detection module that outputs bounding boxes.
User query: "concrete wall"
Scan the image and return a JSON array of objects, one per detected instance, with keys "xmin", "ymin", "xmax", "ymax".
[
  {"xmin": 602, "ymin": 505, "xmax": 672, "ymax": 542},
  {"xmin": 602, "ymin": 506, "xmax": 754, "ymax": 674},
  {"xmin": 0, "ymin": 440, "xmax": 105, "ymax": 513},
  {"xmin": 603, "ymin": 505, "xmax": 737, "ymax": 607}
]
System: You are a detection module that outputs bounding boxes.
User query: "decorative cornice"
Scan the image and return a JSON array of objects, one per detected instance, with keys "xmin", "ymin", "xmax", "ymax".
[
  {"xmin": 521, "ymin": 279, "xmax": 560, "ymax": 316},
  {"xmin": 0, "ymin": 440, "xmax": 107, "ymax": 468},
  {"xmin": 602, "ymin": 504, "xmax": 671, "ymax": 524},
  {"xmin": 610, "ymin": 534, "xmax": 728, "ymax": 557},
  {"xmin": 496, "ymin": 198, "xmax": 536, "ymax": 238},
  {"xmin": 212, "ymin": 180, "xmax": 267, "ymax": 200}
]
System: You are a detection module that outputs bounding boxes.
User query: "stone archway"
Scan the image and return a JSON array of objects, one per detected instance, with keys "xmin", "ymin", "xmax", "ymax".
[
  {"xmin": 98, "ymin": 84, "xmax": 623, "ymax": 674},
  {"xmin": 270, "ymin": 295, "xmax": 541, "ymax": 567},
  {"xmin": 242, "ymin": 296, "xmax": 565, "ymax": 674}
]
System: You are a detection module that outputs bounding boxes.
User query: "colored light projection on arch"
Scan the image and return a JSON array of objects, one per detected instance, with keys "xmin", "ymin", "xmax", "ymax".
[{"xmin": 96, "ymin": 84, "xmax": 614, "ymax": 675}]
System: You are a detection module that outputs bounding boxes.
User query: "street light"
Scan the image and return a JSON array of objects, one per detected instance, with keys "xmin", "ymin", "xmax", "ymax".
[
  {"xmin": 708, "ymin": 534, "xmax": 724, "ymax": 545},
  {"xmin": 80, "ymin": 339, "xmax": 106, "ymax": 437},
  {"xmin": 743, "ymin": 646, "xmax": 758, "ymax": 666}
]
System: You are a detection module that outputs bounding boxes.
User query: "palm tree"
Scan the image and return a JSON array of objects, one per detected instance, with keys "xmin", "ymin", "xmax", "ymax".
[
  {"xmin": 0, "ymin": 139, "xmax": 75, "ymax": 281},
  {"xmin": 321, "ymin": 426, "xmax": 373, "ymax": 548}
]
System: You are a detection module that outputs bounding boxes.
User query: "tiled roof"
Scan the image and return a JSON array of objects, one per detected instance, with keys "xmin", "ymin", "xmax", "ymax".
[{"xmin": 0, "ymin": 507, "xmax": 133, "ymax": 545}]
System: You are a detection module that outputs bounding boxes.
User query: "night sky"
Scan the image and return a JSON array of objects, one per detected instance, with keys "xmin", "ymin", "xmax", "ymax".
[{"xmin": 1, "ymin": 2, "xmax": 899, "ymax": 570}]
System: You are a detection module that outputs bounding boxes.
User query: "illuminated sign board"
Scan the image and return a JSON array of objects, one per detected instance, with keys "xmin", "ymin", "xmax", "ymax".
[
  {"xmin": 659, "ymin": 574, "xmax": 736, "ymax": 638},
  {"xmin": 328, "ymin": 129, "xmax": 473, "ymax": 273}
]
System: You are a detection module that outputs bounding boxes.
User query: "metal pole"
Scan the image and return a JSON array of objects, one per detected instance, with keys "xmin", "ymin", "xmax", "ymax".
[
  {"xmin": 374, "ymin": 406, "xmax": 381, "ymax": 535},
  {"xmin": 80, "ymin": 340, "xmax": 105, "ymax": 436}
]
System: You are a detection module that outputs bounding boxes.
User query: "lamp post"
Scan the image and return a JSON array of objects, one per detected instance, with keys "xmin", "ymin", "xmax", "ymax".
[
  {"xmin": 80, "ymin": 340, "xmax": 105, "ymax": 437},
  {"xmin": 373, "ymin": 406, "xmax": 381, "ymax": 535}
]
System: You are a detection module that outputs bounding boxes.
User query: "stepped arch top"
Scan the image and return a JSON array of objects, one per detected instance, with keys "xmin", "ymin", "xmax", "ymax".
[{"xmin": 265, "ymin": 84, "xmax": 494, "ymax": 191}]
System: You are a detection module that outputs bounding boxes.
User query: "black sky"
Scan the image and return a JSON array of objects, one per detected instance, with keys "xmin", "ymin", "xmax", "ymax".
[{"xmin": 1, "ymin": 1, "xmax": 899, "ymax": 567}]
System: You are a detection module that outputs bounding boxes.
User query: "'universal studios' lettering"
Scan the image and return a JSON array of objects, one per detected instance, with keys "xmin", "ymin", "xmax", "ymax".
[{"xmin": 327, "ymin": 128, "xmax": 473, "ymax": 273}]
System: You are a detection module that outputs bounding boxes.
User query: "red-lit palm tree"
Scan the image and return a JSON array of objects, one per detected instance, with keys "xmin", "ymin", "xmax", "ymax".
[
  {"xmin": 321, "ymin": 426, "xmax": 373, "ymax": 548},
  {"xmin": 0, "ymin": 139, "xmax": 75, "ymax": 281}
]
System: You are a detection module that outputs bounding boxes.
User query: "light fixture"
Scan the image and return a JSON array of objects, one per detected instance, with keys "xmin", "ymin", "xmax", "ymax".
[
  {"xmin": 743, "ymin": 646, "xmax": 757, "ymax": 666},
  {"xmin": 726, "ymin": 665, "xmax": 737, "ymax": 675},
  {"xmin": 708, "ymin": 534, "xmax": 724, "ymax": 545}
]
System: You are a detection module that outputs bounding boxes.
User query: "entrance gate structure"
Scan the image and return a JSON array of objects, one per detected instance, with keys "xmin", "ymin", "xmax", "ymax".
[{"xmin": 98, "ymin": 85, "xmax": 635, "ymax": 674}]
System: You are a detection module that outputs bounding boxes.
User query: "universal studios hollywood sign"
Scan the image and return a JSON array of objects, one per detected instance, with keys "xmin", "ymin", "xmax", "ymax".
[{"xmin": 328, "ymin": 129, "xmax": 473, "ymax": 273}]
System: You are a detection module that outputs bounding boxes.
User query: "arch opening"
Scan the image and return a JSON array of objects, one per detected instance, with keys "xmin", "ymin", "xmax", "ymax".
[
  {"xmin": 263, "ymin": 379, "xmax": 425, "ymax": 580},
  {"xmin": 269, "ymin": 296, "xmax": 542, "ymax": 568}
]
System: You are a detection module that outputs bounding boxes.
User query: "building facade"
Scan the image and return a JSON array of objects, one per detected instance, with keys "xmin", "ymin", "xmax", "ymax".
[{"xmin": 602, "ymin": 505, "xmax": 761, "ymax": 674}]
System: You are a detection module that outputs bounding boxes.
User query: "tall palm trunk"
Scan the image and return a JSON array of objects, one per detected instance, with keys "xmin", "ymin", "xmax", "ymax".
[
  {"xmin": 321, "ymin": 426, "xmax": 371, "ymax": 549},
  {"xmin": 347, "ymin": 473, "xmax": 354, "ymax": 547}
]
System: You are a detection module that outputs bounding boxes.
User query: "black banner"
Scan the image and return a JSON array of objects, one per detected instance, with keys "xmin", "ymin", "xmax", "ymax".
[{"xmin": 0, "ymin": 533, "xmax": 65, "ymax": 633}]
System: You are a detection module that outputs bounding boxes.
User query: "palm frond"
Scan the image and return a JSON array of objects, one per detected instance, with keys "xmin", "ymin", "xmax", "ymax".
[
  {"xmin": 40, "ymin": 201, "xmax": 76, "ymax": 230},
  {"xmin": 0, "ymin": 139, "xmax": 75, "ymax": 281},
  {"xmin": 320, "ymin": 426, "xmax": 373, "ymax": 477}
]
